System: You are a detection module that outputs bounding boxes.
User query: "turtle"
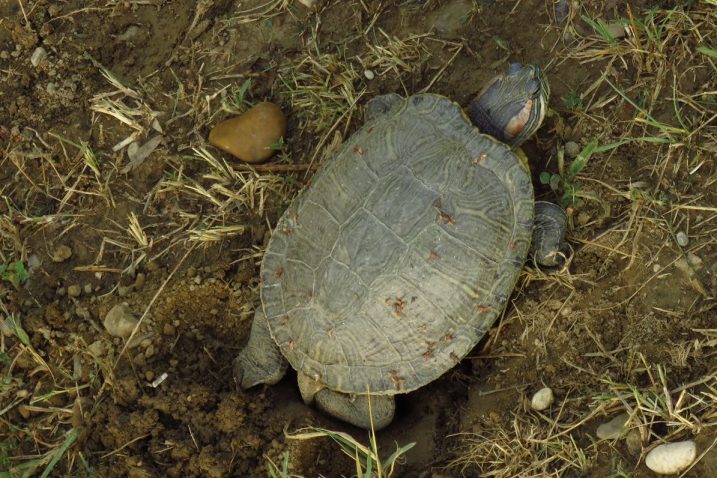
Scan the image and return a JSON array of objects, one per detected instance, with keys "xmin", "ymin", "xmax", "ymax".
[{"xmin": 234, "ymin": 63, "xmax": 567, "ymax": 430}]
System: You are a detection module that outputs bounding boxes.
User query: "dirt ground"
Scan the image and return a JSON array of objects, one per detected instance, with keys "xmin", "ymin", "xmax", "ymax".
[{"xmin": 1, "ymin": 0, "xmax": 716, "ymax": 477}]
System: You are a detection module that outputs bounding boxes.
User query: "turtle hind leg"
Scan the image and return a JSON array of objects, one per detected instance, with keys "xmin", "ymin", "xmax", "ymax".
[
  {"xmin": 234, "ymin": 308, "xmax": 288, "ymax": 389},
  {"xmin": 297, "ymin": 373, "xmax": 395, "ymax": 430},
  {"xmin": 531, "ymin": 201, "xmax": 568, "ymax": 267}
]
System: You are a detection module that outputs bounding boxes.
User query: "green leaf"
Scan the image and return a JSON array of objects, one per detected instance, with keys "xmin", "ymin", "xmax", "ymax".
[
  {"xmin": 381, "ymin": 442, "xmax": 416, "ymax": 475},
  {"xmin": 0, "ymin": 351, "xmax": 9, "ymax": 365},
  {"xmin": 0, "ymin": 261, "xmax": 29, "ymax": 287},
  {"xmin": 39, "ymin": 429, "xmax": 78, "ymax": 478},
  {"xmin": 539, "ymin": 171, "xmax": 552, "ymax": 185},
  {"xmin": 564, "ymin": 91, "xmax": 583, "ymax": 111},
  {"xmin": 9, "ymin": 316, "xmax": 31, "ymax": 346},
  {"xmin": 697, "ymin": 45, "xmax": 717, "ymax": 58},
  {"xmin": 568, "ymin": 139, "xmax": 599, "ymax": 179},
  {"xmin": 549, "ymin": 173, "xmax": 562, "ymax": 192}
]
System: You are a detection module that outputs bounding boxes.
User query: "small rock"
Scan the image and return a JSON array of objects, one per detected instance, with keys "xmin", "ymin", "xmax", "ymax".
[
  {"xmin": 596, "ymin": 413, "xmax": 629, "ymax": 439},
  {"xmin": 83, "ymin": 284, "xmax": 93, "ymax": 295},
  {"xmin": 208, "ymin": 102, "xmax": 287, "ymax": 163},
  {"xmin": 18, "ymin": 404, "xmax": 31, "ymax": 419},
  {"xmin": 133, "ymin": 273, "xmax": 145, "ymax": 289},
  {"xmin": 364, "ymin": 69, "xmax": 375, "ymax": 80},
  {"xmin": 67, "ymin": 284, "xmax": 82, "ymax": 298},
  {"xmin": 531, "ymin": 387, "xmax": 554, "ymax": 411},
  {"xmin": 87, "ymin": 340, "xmax": 104, "ymax": 357},
  {"xmin": 118, "ymin": 285, "xmax": 131, "ymax": 297},
  {"xmin": 163, "ymin": 323, "xmax": 176, "ymax": 335},
  {"xmin": 56, "ymin": 287, "xmax": 66, "ymax": 297},
  {"xmin": 626, "ymin": 428, "xmax": 643, "ymax": 456},
  {"xmin": 133, "ymin": 352, "xmax": 146, "ymax": 366},
  {"xmin": 676, "ymin": 231, "xmax": 689, "ymax": 247},
  {"xmin": 576, "ymin": 211, "xmax": 591, "ymax": 226},
  {"xmin": 645, "ymin": 440, "xmax": 697, "ymax": 475},
  {"xmin": 140, "ymin": 338, "xmax": 152, "ymax": 348},
  {"xmin": 30, "ymin": 46, "xmax": 48, "ymax": 67},
  {"xmin": 145, "ymin": 344, "xmax": 155, "ymax": 358},
  {"xmin": 114, "ymin": 25, "xmax": 140, "ymax": 42},
  {"xmin": 675, "ymin": 253, "xmax": 703, "ymax": 275},
  {"xmin": 0, "ymin": 318, "xmax": 13, "ymax": 337},
  {"xmin": 52, "ymin": 245, "xmax": 72, "ymax": 262},
  {"xmin": 103, "ymin": 303, "xmax": 139, "ymax": 338},
  {"xmin": 145, "ymin": 370, "xmax": 155, "ymax": 381},
  {"xmin": 27, "ymin": 254, "xmax": 41, "ymax": 271},
  {"xmin": 604, "ymin": 22, "xmax": 627, "ymax": 39},
  {"xmin": 564, "ymin": 141, "xmax": 581, "ymax": 158}
]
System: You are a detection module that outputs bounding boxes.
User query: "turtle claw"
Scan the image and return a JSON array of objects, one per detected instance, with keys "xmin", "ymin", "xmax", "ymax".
[{"xmin": 234, "ymin": 308, "xmax": 288, "ymax": 389}]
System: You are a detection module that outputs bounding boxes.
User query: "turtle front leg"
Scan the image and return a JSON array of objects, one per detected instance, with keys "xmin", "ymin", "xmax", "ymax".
[
  {"xmin": 297, "ymin": 373, "xmax": 395, "ymax": 430},
  {"xmin": 234, "ymin": 308, "xmax": 288, "ymax": 389},
  {"xmin": 531, "ymin": 201, "xmax": 568, "ymax": 267}
]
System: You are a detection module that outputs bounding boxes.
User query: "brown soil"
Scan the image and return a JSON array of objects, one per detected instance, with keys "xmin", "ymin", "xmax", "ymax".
[{"xmin": 1, "ymin": 1, "xmax": 716, "ymax": 477}]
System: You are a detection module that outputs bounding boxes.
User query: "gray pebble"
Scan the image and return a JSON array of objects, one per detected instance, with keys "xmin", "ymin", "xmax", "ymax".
[
  {"xmin": 67, "ymin": 284, "xmax": 82, "ymax": 298},
  {"xmin": 676, "ymin": 231, "xmax": 689, "ymax": 247},
  {"xmin": 87, "ymin": 340, "xmax": 104, "ymax": 357},
  {"xmin": 625, "ymin": 428, "xmax": 642, "ymax": 455},
  {"xmin": 103, "ymin": 303, "xmax": 139, "ymax": 338},
  {"xmin": 596, "ymin": 413, "xmax": 629, "ymax": 439},
  {"xmin": 84, "ymin": 284, "xmax": 93, "ymax": 295},
  {"xmin": 564, "ymin": 141, "xmax": 581, "ymax": 158},
  {"xmin": 604, "ymin": 22, "xmax": 627, "ymax": 39}
]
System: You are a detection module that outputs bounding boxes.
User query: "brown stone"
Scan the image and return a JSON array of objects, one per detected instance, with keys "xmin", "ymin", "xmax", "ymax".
[{"xmin": 208, "ymin": 102, "xmax": 286, "ymax": 163}]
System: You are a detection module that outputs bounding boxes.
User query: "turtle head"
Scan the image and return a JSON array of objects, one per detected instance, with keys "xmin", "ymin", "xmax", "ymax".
[{"xmin": 467, "ymin": 63, "xmax": 549, "ymax": 148}]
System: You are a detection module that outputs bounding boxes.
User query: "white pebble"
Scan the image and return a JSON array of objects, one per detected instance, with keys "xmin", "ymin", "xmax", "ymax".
[
  {"xmin": 676, "ymin": 231, "xmax": 689, "ymax": 247},
  {"xmin": 151, "ymin": 372, "xmax": 169, "ymax": 388},
  {"xmin": 596, "ymin": 413, "xmax": 629, "ymax": 439},
  {"xmin": 364, "ymin": 69, "xmax": 375, "ymax": 80},
  {"xmin": 30, "ymin": 47, "xmax": 48, "ymax": 67},
  {"xmin": 531, "ymin": 387, "xmax": 554, "ymax": 411},
  {"xmin": 645, "ymin": 440, "xmax": 696, "ymax": 475}
]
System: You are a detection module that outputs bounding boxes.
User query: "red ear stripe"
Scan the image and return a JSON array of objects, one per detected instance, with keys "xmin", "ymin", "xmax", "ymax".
[{"xmin": 504, "ymin": 98, "xmax": 532, "ymax": 139}]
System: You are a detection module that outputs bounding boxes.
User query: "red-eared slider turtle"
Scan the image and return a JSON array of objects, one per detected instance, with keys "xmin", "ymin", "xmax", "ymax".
[{"xmin": 235, "ymin": 63, "xmax": 566, "ymax": 430}]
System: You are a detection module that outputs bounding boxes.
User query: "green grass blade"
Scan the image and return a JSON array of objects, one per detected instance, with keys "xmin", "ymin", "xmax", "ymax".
[{"xmin": 39, "ymin": 429, "xmax": 78, "ymax": 478}]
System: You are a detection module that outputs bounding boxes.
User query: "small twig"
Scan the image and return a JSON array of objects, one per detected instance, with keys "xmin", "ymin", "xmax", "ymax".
[{"xmin": 234, "ymin": 162, "xmax": 320, "ymax": 173}]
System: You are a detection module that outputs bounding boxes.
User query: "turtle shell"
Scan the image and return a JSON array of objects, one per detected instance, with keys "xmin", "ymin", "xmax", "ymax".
[{"xmin": 260, "ymin": 94, "xmax": 534, "ymax": 395}]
